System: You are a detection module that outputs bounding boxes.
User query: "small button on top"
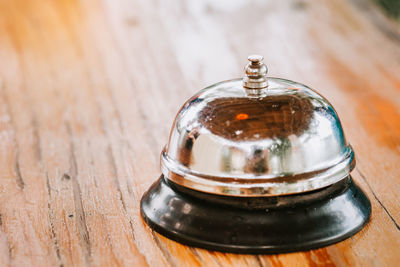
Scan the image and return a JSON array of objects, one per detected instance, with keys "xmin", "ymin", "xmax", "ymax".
[
  {"xmin": 248, "ymin": 55, "xmax": 264, "ymax": 64},
  {"xmin": 243, "ymin": 54, "xmax": 268, "ymax": 89}
]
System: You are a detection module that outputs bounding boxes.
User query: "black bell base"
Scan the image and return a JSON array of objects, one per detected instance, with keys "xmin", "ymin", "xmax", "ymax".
[{"xmin": 140, "ymin": 176, "xmax": 371, "ymax": 254}]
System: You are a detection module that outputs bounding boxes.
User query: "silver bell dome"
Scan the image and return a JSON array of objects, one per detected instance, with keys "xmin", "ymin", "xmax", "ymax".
[{"xmin": 161, "ymin": 55, "xmax": 355, "ymax": 197}]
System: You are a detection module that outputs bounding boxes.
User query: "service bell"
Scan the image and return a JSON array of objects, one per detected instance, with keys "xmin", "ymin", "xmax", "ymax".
[{"xmin": 141, "ymin": 55, "xmax": 371, "ymax": 254}]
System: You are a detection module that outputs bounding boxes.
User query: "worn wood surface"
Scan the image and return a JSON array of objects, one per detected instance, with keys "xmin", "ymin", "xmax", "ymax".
[{"xmin": 0, "ymin": 0, "xmax": 399, "ymax": 266}]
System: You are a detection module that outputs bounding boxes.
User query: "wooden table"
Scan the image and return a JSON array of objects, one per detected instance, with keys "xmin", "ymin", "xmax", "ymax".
[{"xmin": 0, "ymin": 0, "xmax": 399, "ymax": 266}]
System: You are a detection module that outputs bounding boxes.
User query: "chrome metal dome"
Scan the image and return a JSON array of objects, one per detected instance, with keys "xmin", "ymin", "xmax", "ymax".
[{"xmin": 161, "ymin": 56, "xmax": 355, "ymax": 196}]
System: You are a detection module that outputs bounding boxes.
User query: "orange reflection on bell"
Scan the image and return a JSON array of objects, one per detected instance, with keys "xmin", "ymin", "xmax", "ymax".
[{"xmin": 236, "ymin": 113, "xmax": 249, "ymax": 120}]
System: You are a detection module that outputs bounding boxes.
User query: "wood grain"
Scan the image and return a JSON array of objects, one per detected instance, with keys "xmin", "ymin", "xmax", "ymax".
[{"xmin": 0, "ymin": 0, "xmax": 399, "ymax": 266}]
